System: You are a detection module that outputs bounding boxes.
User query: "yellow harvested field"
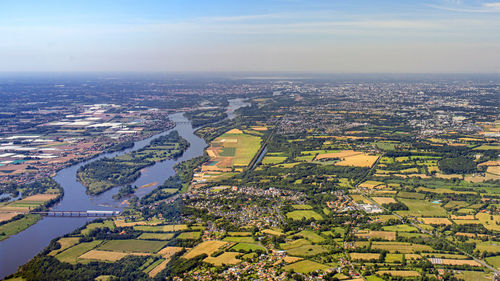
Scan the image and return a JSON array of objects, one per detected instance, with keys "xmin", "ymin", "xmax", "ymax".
[
  {"xmin": 78, "ymin": 250, "xmax": 149, "ymax": 261},
  {"xmin": 451, "ymin": 215, "xmax": 475, "ymax": 220},
  {"xmin": 251, "ymin": 126, "xmax": 268, "ymax": 131},
  {"xmin": 372, "ymin": 197, "xmax": 397, "ymax": 205},
  {"xmin": 351, "ymin": 194, "xmax": 372, "ymax": 204},
  {"xmin": 405, "ymin": 254, "xmax": 422, "ymax": 260},
  {"xmin": 204, "ymin": 252, "xmax": 242, "ymax": 266},
  {"xmin": 157, "ymin": 246, "xmax": 183, "ymax": 258},
  {"xmin": 456, "ymin": 232, "xmax": 488, "ymax": 238},
  {"xmin": 226, "ymin": 129, "xmax": 243, "ymax": 134},
  {"xmin": 283, "ymin": 256, "xmax": 303, "ymax": 263},
  {"xmin": 421, "ymin": 218, "xmax": 452, "ymax": 225},
  {"xmin": 183, "ymin": 241, "xmax": 229, "ymax": 259},
  {"xmin": 335, "ymin": 154, "xmax": 380, "ymax": 168},
  {"xmin": 355, "ymin": 231, "xmax": 396, "ymax": 241},
  {"xmin": 478, "ymin": 160, "xmax": 500, "ymax": 167},
  {"xmin": 49, "ymin": 237, "xmax": 80, "ymax": 256},
  {"xmin": 350, "ymin": 253, "xmax": 380, "ymax": 261},
  {"xmin": 0, "ymin": 212, "xmax": 17, "ymax": 223},
  {"xmin": 359, "ymin": 242, "xmax": 432, "ymax": 253},
  {"xmin": 476, "ymin": 213, "xmax": 500, "ymax": 232},
  {"xmin": 162, "ymin": 224, "xmax": 188, "ymax": 232},
  {"xmin": 262, "ymin": 229, "xmax": 284, "ymax": 236},
  {"xmin": 315, "ymin": 150, "xmax": 363, "ymax": 160},
  {"xmin": 377, "ymin": 271, "xmax": 420, "ymax": 277},
  {"xmin": 206, "ymin": 149, "xmax": 217, "ymax": 157},
  {"xmin": 148, "ymin": 259, "xmax": 169, "ymax": 277},
  {"xmin": 0, "ymin": 206, "xmax": 27, "ymax": 212},
  {"xmin": 429, "ymin": 258, "xmax": 481, "ymax": 266},
  {"xmin": 22, "ymin": 194, "xmax": 59, "ymax": 201}
]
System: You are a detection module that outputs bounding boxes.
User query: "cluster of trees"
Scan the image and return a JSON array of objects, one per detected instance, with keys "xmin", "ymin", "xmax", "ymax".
[
  {"xmin": 438, "ymin": 156, "xmax": 476, "ymax": 174},
  {"xmin": 0, "ymin": 177, "xmax": 61, "ymax": 197},
  {"xmin": 11, "ymin": 255, "xmax": 151, "ymax": 281}
]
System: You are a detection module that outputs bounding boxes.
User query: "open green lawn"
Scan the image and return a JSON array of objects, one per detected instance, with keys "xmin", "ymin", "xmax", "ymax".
[
  {"xmin": 396, "ymin": 198, "xmax": 447, "ymax": 217},
  {"xmin": 55, "ymin": 240, "xmax": 102, "ymax": 264},
  {"xmin": 0, "ymin": 214, "xmax": 41, "ymax": 241},
  {"xmin": 284, "ymin": 260, "xmax": 330, "ymax": 273},
  {"xmin": 230, "ymin": 243, "xmax": 266, "ymax": 252},
  {"xmin": 286, "ymin": 210, "xmax": 323, "ymax": 221},
  {"xmin": 97, "ymin": 239, "xmax": 167, "ymax": 253}
]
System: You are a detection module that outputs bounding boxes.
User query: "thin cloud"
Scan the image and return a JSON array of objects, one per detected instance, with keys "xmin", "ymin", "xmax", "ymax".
[{"xmin": 428, "ymin": 1, "xmax": 500, "ymax": 12}]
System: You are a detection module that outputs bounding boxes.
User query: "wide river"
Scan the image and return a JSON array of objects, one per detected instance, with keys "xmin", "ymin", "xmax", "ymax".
[{"xmin": 0, "ymin": 98, "xmax": 249, "ymax": 279}]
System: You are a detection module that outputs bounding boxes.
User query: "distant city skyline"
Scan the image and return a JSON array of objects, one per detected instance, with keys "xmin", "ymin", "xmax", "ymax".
[{"xmin": 1, "ymin": 0, "xmax": 499, "ymax": 73}]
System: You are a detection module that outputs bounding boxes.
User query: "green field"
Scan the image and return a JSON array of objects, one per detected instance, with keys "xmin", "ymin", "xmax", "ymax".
[
  {"xmin": 286, "ymin": 245, "xmax": 328, "ymax": 257},
  {"xmin": 176, "ymin": 231, "xmax": 201, "ymax": 240},
  {"xmin": 385, "ymin": 254, "xmax": 403, "ymax": 263},
  {"xmin": 366, "ymin": 276, "xmax": 385, "ymax": 281},
  {"xmin": 219, "ymin": 147, "xmax": 236, "ymax": 156},
  {"xmin": 55, "ymin": 240, "xmax": 102, "ymax": 263},
  {"xmin": 456, "ymin": 271, "xmax": 494, "ymax": 281},
  {"xmin": 97, "ymin": 239, "xmax": 167, "ymax": 253},
  {"xmin": 262, "ymin": 156, "xmax": 287, "ymax": 164},
  {"xmin": 382, "ymin": 224, "xmax": 418, "ymax": 232},
  {"xmin": 294, "ymin": 155, "xmax": 315, "ymax": 162},
  {"xmin": 227, "ymin": 231, "xmax": 252, "ymax": 236},
  {"xmin": 230, "ymin": 243, "xmax": 266, "ymax": 252},
  {"xmin": 292, "ymin": 204, "xmax": 313, "ymax": 210},
  {"xmin": 476, "ymin": 241, "xmax": 500, "ymax": 254},
  {"xmin": 284, "ymin": 260, "xmax": 330, "ymax": 273},
  {"xmin": 396, "ymin": 198, "xmax": 447, "ymax": 217},
  {"xmin": 356, "ymin": 241, "xmax": 433, "ymax": 253},
  {"xmin": 286, "ymin": 210, "xmax": 323, "ymax": 221},
  {"xmin": 219, "ymin": 132, "xmax": 262, "ymax": 167},
  {"xmin": 137, "ymin": 233, "xmax": 175, "ymax": 240},
  {"xmin": 81, "ymin": 221, "xmax": 115, "ymax": 236},
  {"xmin": 485, "ymin": 255, "xmax": 500, "ymax": 269},
  {"xmin": 397, "ymin": 192, "xmax": 425, "ymax": 199},
  {"xmin": 0, "ymin": 214, "xmax": 41, "ymax": 241},
  {"xmin": 223, "ymin": 236, "xmax": 255, "ymax": 243},
  {"xmin": 280, "ymin": 239, "xmax": 311, "ymax": 250},
  {"xmin": 295, "ymin": 230, "xmax": 325, "ymax": 243}
]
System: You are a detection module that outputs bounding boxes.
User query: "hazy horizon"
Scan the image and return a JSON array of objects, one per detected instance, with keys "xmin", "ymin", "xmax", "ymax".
[{"xmin": 1, "ymin": 0, "xmax": 500, "ymax": 73}]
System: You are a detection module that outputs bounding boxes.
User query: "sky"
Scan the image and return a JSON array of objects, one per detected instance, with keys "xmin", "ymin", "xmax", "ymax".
[{"xmin": 1, "ymin": 0, "xmax": 499, "ymax": 73}]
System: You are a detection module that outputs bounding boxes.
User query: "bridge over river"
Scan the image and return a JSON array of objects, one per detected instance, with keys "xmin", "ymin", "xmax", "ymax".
[{"xmin": 30, "ymin": 210, "xmax": 121, "ymax": 217}]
